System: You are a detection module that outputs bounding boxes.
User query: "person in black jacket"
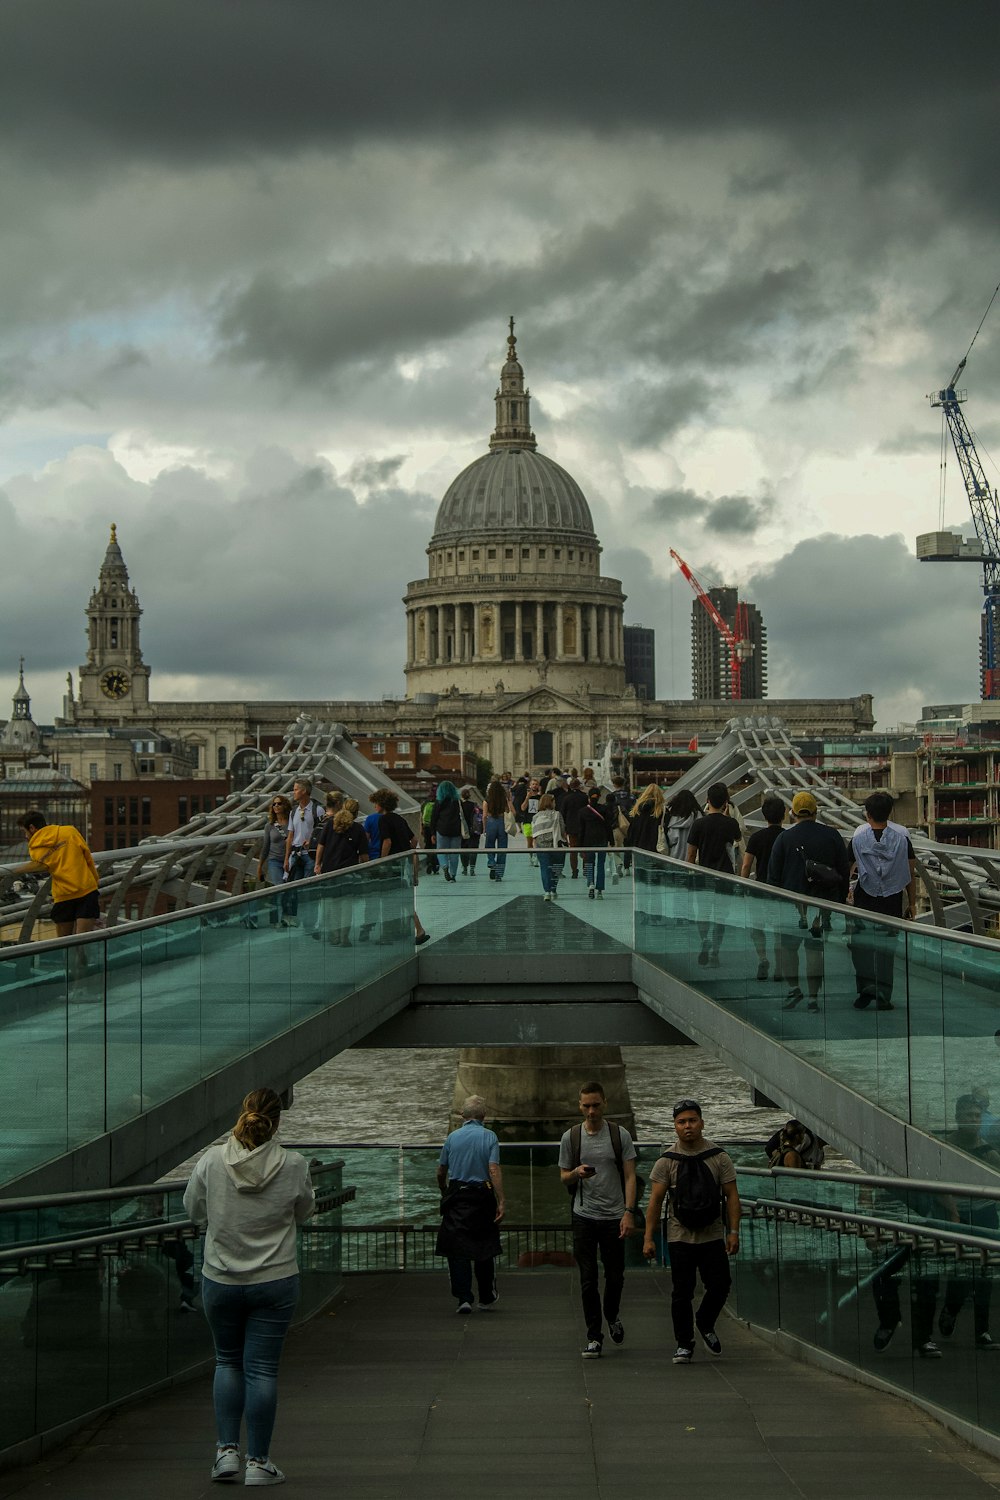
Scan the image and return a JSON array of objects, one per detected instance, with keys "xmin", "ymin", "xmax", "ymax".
[
  {"xmin": 579, "ymin": 788, "xmax": 614, "ymax": 899},
  {"xmin": 429, "ymin": 781, "xmax": 464, "ymax": 883},
  {"xmin": 768, "ymin": 791, "xmax": 849, "ymax": 1012},
  {"xmin": 561, "ymin": 779, "xmax": 589, "ymax": 880}
]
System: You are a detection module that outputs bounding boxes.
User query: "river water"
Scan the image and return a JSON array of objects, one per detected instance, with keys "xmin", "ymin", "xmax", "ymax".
[{"xmin": 284, "ymin": 1043, "xmax": 834, "ymax": 1158}]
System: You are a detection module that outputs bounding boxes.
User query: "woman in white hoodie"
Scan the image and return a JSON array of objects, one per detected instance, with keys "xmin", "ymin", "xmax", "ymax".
[{"xmin": 184, "ymin": 1088, "xmax": 315, "ymax": 1488}]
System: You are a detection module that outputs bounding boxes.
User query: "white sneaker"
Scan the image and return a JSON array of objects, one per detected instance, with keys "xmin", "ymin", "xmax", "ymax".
[
  {"xmin": 245, "ymin": 1458, "xmax": 285, "ymax": 1486},
  {"xmin": 543, "ymin": 891, "xmax": 553, "ymax": 902},
  {"xmin": 211, "ymin": 1445, "xmax": 240, "ymax": 1482}
]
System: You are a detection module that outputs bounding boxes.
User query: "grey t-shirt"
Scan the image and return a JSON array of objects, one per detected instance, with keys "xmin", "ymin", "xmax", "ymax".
[{"xmin": 558, "ymin": 1121, "xmax": 636, "ymax": 1221}]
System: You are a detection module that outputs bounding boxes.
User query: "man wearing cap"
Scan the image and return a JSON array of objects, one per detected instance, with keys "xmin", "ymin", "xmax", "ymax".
[
  {"xmin": 436, "ymin": 1096, "xmax": 504, "ymax": 1313},
  {"xmin": 767, "ymin": 791, "xmax": 850, "ymax": 1012},
  {"xmin": 643, "ymin": 1100, "xmax": 740, "ymax": 1365},
  {"xmin": 848, "ymin": 791, "xmax": 916, "ymax": 1011}
]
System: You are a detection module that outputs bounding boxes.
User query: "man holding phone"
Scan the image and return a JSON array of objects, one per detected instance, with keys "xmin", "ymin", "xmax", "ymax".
[{"xmin": 558, "ymin": 1081, "xmax": 638, "ymax": 1359}]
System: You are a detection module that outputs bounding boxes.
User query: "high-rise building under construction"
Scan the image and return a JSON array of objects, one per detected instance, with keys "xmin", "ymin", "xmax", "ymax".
[{"xmin": 691, "ymin": 587, "xmax": 767, "ymax": 700}]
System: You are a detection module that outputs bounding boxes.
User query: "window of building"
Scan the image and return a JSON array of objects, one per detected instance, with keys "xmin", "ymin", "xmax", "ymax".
[
  {"xmin": 217, "ymin": 745, "xmax": 228, "ymax": 771},
  {"xmin": 539, "ymin": 548, "xmax": 546, "ymax": 558},
  {"xmin": 59, "ymin": 762, "xmax": 70, "ymax": 777},
  {"xmin": 164, "ymin": 760, "xmax": 171, "ymax": 773},
  {"xmin": 397, "ymin": 740, "xmax": 410, "ymax": 754},
  {"xmin": 419, "ymin": 741, "xmax": 432, "ymax": 754},
  {"xmin": 110, "ymin": 618, "xmax": 118, "ymax": 647},
  {"xmin": 113, "ymin": 763, "xmax": 123, "ymax": 781},
  {"xmin": 141, "ymin": 797, "xmax": 151, "ymax": 825},
  {"xmin": 554, "ymin": 549, "xmax": 561, "ymax": 559},
  {"xmin": 472, "ymin": 549, "xmax": 480, "ymax": 560},
  {"xmin": 117, "ymin": 798, "xmax": 126, "ymax": 821},
  {"xmin": 178, "ymin": 797, "xmax": 188, "ymax": 824},
  {"xmin": 505, "ymin": 548, "xmax": 513, "ymax": 559},
  {"xmin": 138, "ymin": 758, "xmax": 154, "ymax": 773},
  {"xmin": 191, "ymin": 796, "xmax": 200, "ymax": 814},
  {"xmin": 89, "ymin": 762, "xmax": 98, "ymax": 780},
  {"xmin": 372, "ymin": 740, "xmax": 385, "ymax": 755},
  {"xmin": 522, "ymin": 548, "xmax": 530, "ymax": 558},
  {"xmin": 568, "ymin": 549, "xmax": 574, "ymax": 559},
  {"xmin": 104, "ymin": 797, "xmax": 113, "ymax": 825},
  {"xmin": 488, "ymin": 548, "xmax": 496, "ymax": 559},
  {"xmin": 129, "ymin": 797, "xmax": 138, "ymax": 823},
  {"xmin": 458, "ymin": 550, "xmax": 465, "ymax": 560}
]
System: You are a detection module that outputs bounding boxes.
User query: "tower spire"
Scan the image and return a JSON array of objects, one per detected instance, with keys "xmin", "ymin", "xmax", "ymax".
[{"xmin": 489, "ymin": 317, "xmax": 537, "ymax": 452}]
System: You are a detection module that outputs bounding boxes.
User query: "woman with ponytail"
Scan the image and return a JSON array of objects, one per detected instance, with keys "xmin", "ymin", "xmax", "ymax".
[{"xmin": 184, "ymin": 1088, "xmax": 314, "ymax": 1487}]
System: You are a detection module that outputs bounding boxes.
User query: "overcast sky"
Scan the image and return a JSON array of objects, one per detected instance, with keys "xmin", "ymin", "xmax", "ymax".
[{"xmin": 2, "ymin": 0, "xmax": 1000, "ymax": 730}]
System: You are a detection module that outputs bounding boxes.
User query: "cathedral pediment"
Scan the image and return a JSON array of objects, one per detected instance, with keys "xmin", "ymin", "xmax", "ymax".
[{"xmin": 495, "ymin": 686, "xmax": 586, "ymax": 715}]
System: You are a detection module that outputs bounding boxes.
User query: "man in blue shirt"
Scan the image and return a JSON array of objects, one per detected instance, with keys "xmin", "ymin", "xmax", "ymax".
[{"xmin": 436, "ymin": 1097, "xmax": 505, "ymax": 1313}]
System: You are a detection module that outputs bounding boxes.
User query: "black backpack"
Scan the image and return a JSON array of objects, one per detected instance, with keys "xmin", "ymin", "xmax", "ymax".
[{"xmin": 661, "ymin": 1146, "xmax": 723, "ymax": 1230}]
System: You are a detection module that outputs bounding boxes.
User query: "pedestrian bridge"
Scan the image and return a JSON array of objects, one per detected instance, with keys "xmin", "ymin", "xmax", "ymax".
[
  {"xmin": 6, "ymin": 1153, "xmax": 1000, "ymax": 1492},
  {"xmin": 2, "ymin": 850, "xmax": 998, "ymax": 1197}
]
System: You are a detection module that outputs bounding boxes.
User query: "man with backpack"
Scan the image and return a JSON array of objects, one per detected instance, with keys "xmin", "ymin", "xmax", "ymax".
[
  {"xmin": 643, "ymin": 1099, "xmax": 740, "ymax": 1365},
  {"xmin": 558, "ymin": 1081, "xmax": 638, "ymax": 1359},
  {"xmin": 767, "ymin": 790, "xmax": 850, "ymax": 1012}
]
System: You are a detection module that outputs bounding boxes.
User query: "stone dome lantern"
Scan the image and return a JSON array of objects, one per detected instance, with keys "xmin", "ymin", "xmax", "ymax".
[{"xmin": 404, "ymin": 321, "xmax": 626, "ymax": 698}]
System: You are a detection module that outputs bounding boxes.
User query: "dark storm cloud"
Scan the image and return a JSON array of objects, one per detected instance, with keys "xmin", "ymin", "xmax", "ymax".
[
  {"xmin": 750, "ymin": 533, "xmax": 980, "ymax": 715},
  {"xmin": 2, "ymin": 0, "xmax": 997, "ymax": 195},
  {"xmin": 0, "ymin": 450, "xmax": 437, "ymax": 700},
  {"xmin": 645, "ymin": 487, "xmax": 773, "ymax": 537},
  {"xmin": 218, "ymin": 202, "xmax": 671, "ymax": 379},
  {"xmin": 345, "ymin": 454, "xmax": 407, "ymax": 490}
]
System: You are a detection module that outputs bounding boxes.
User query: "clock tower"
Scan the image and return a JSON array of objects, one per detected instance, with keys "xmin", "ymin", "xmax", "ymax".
[{"xmin": 75, "ymin": 523, "xmax": 151, "ymax": 719}]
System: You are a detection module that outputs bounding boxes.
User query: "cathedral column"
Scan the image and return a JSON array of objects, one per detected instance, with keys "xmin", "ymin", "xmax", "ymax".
[
  {"xmin": 406, "ymin": 610, "xmax": 415, "ymax": 667},
  {"xmin": 556, "ymin": 606, "xmax": 565, "ymax": 659},
  {"xmin": 574, "ymin": 605, "xmax": 583, "ymax": 660},
  {"xmin": 536, "ymin": 602, "xmax": 544, "ymax": 659},
  {"xmin": 615, "ymin": 609, "xmax": 624, "ymax": 662},
  {"xmin": 588, "ymin": 603, "xmax": 598, "ymax": 662},
  {"xmin": 514, "ymin": 602, "xmax": 523, "ymax": 661}
]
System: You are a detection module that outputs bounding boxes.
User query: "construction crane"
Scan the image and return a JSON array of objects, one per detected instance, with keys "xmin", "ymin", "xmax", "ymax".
[
  {"xmin": 669, "ymin": 548, "xmax": 754, "ymax": 701},
  {"xmin": 916, "ymin": 283, "xmax": 1000, "ymax": 698}
]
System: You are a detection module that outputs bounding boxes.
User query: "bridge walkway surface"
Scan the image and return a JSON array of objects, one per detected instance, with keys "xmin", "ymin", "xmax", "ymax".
[{"xmin": 4, "ymin": 1273, "xmax": 1000, "ymax": 1500}]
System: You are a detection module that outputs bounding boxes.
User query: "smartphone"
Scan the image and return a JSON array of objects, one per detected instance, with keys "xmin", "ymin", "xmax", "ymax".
[{"xmin": 582, "ymin": 1164, "xmax": 597, "ymax": 1177}]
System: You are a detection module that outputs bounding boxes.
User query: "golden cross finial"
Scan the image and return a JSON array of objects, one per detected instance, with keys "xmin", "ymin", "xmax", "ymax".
[{"xmin": 110, "ymin": 521, "xmax": 117, "ymax": 544}]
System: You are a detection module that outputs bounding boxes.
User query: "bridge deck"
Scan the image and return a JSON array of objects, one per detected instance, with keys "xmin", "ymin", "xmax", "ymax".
[{"xmin": 5, "ymin": 1272, "xmax": 1000, "ymax": 1499}]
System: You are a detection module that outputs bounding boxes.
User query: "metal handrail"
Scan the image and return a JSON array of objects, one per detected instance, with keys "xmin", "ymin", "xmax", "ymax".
[
  {"xmin": 0, "ymin": 1185, "xmax": 356, "ymax": 1268},
  {"xmin": 744, "ymin": 1195, "xmax": 1000, "ymax": 1264},
  {"xmin": 740, "ymin": 1164, "xmax": 1000, "ymax": 1202},
  {"xmin": 0, "ymin": 1159, "xmax": 347, "ymax": 1213},
  {"xmin": 0, "ymin": 852, "xmax": 416, "ymax": 957}
]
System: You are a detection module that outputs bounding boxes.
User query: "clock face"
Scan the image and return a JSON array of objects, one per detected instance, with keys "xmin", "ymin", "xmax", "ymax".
[{"xmin": 100, "ymin": 669, "xmax": 131, "ymax": 700}]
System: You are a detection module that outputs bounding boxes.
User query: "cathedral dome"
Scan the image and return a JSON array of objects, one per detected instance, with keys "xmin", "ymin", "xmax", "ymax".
[{"xmin": 432, "ymin": 447, "xmax": 596, "ymax": 541}]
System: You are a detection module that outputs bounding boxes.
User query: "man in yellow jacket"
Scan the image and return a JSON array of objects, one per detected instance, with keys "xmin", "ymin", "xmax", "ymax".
[{"xmin": 14, "ymin": 809, "xmax": 100, "ymax": 937}]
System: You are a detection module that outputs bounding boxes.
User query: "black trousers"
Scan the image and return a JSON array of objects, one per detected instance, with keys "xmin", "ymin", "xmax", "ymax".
[
  {"xmin": 871, "ymin": 1245, "xmax": 938, "ymax": 1346},
  {"xmin": 851, "ymin": 887, "xmax": 904, "ymax": 1004},
  {"xmin": 667, "ymin": 1239, "xmax": 731, "ymax": 1348},
  {"xmin": 572, "ymin": 1214, "xmax": 625, "ymax": 1342},
  {"xmin": 447, "ymin": 1254, "xmax": 497, "ymax": 1306}
]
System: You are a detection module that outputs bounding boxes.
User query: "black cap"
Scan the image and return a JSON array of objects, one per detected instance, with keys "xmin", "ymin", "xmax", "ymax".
[{"xmin": 672, "ymin": 1098, "xmax": 702, "ymax": 1118}]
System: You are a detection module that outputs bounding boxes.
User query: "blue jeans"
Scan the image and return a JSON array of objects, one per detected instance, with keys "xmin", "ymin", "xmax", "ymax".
[
  {"xmin": 202, "ymin": 1273, "xmax": 299, "ymax": 1459},
  {"xmin": 436, "ymin": 834, "xmax": 461, "ymax": 878},
  {"xmin": 265, "ymin": 856, "xmax": 294, "ymax": 924},
  {"xmin": 537, "ymin": 851, "xmax": 560, "ymax": 893},
  {"xmin": 583, "ymin": 851, "xmax": 607, "ymax": 892},
  {"xmin": 484, "ymin": 817, "xmax": 508, "ymax": 878}
]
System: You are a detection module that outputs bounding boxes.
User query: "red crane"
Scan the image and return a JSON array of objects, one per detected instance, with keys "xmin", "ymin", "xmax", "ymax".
[{"xmin": 670, "ymin": 548, "xmax": 754, "ymax": 701}]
